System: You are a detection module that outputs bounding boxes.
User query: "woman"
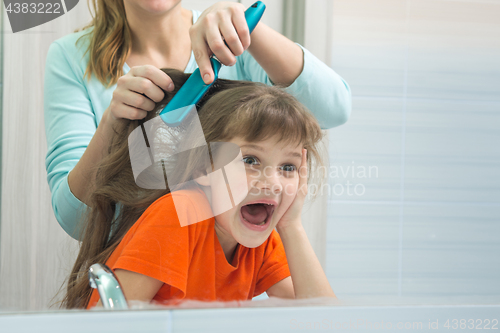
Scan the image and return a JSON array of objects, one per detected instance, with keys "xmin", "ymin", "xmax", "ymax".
[{"xmin": 44, "ymin": 0, "xmax": 351, "ymax": 239}]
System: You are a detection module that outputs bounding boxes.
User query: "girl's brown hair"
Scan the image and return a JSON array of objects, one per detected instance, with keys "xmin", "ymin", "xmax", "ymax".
[
  {"xmin": 61, "ymin": 68, "xmax": 324, "ymax": 309},
  {"xmin": 76, "ymin": 0, "xmax": 132, "ymax": 87}
]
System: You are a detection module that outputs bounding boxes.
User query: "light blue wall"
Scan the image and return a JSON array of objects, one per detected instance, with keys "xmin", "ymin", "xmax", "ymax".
[{"xmin": 326, "ymin": 0, "xmax": 500, "ymax": 301}]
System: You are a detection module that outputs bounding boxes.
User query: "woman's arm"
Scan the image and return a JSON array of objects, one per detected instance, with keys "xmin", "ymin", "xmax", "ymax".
[
  {"xmin": 191, "ymin": 3, "xmax": 301, "ymax": 86},
  {"xmin": 246, "ymin": 22, "xmax": 303, "ymax": 87},
  {"xmin": 66, "ymin": 110, "xmax": 114, "ymax": 204},
  {"xmin": 44, "ymin": 38, "xmax": 173, "ymax": 238},
  {"xmin": 240, "ymin": 24, "xmax": 352, "ymax": 129},
  {"xmin": 69, "ymin": 66, "xmax": 173, "ymax": 206},
  {"xmin": 44, "ymin": 40, "xmax": 99, "ymax": 238},
  {"xmin": 189, "ymin": 3, "xmax": 351, "ymax": 129}
]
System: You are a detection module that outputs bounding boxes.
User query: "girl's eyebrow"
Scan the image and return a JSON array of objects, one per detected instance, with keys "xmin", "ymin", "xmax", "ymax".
[{"xmin": 240, "ymin": 144, "xmax": 302, "ymax": 159}]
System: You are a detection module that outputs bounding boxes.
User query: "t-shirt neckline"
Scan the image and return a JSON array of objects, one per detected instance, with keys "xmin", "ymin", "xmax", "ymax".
[{"xmin": 214, "ymin": 229, "xmax": 242, "ymax": 276}]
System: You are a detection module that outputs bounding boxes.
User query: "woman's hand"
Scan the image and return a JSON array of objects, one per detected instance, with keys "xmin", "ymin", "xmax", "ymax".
[
  {"xmin": 104, "ymin": 65, "xmax": 175, "ymax": 124},
  {"xmin": 276, "ymin": 149, "xmax": 308, "ymax": 232},
  {"xmin": 190, "ymin": 2, "xmax": 252, "ymax": 84}
]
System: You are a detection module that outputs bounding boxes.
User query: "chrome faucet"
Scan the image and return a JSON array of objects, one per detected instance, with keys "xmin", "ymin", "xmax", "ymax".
[{"xmin": 88, "ymin": 263, "xmax": 129, "ymax": 310}]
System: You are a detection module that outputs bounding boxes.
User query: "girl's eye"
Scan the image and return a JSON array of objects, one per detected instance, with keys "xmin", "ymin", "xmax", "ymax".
[
  {"xmin": 281, "ymin": 164, "xmax": 297, "ymax": 172},
  {"xmin": 242, "ymin": 156, "xmax": 259, "ymax": 165}
]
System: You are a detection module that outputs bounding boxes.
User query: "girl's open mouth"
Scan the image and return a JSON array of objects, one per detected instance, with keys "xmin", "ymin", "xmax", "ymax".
[{"xmin": 239, "ymin": 202, "xmax": 276, "ymax": 231}]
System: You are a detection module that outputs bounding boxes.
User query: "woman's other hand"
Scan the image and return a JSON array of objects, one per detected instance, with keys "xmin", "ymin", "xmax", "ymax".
[
  {"xmin": 190, "ymin": 2, "xmax": 252, "ymax": 84},
  {"xmin": 104, "ymin": 65, "xmax": 175, "ymax": 123}
]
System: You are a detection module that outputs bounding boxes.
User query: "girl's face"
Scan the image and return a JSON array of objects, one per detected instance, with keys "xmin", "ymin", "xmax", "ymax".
[{"xmin": 208, "ymin": 136, "xmax": 304, "ymax": 249}]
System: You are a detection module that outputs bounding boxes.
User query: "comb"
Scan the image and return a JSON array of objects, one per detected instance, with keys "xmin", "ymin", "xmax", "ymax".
[{"xmin": 159, "ymin": 1, "xmax": 266, "ymax": 127}]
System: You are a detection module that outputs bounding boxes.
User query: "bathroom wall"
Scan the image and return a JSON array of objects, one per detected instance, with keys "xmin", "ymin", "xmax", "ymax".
[
  {"xmin": 0, "ymin": 0, "xmax": 90, "ymax": 311},
  {"xmin": 325, "ymin": 0, "xmax": 500, "ymax": 301},
  {"xmin": 0, "ymin": 0, "xmax": 331, "ymax": 311}
]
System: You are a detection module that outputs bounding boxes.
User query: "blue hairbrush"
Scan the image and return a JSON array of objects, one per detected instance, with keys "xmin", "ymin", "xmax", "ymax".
[{"xmin": 159, "ymin": 1, "xmax": 266, "ymax": 127}]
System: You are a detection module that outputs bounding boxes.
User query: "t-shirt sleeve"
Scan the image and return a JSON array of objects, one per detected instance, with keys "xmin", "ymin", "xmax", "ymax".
[
  {"xmin": 44, "ymin": 40, "xmax": 93, "ymax": 239},
  {"xmin": 112, "ymin": 195, "xmax": 196, "ymax": 299},
  {"xmin": 253, "ymin": 230, "xmax": 291, "ymax": 297},
  {"xmin": 238, "ymin": 43, "xmax": 352, "ymax": 130}
]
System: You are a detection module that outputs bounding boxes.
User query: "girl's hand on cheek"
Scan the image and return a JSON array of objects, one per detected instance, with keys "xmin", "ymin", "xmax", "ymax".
[
  {"xmin": 189, "ymin": 2, "xmax": 251, "ymax": 84},
  {"xmin": 276, "ymin": 149, "xmax": 308, "ymax": 232}
]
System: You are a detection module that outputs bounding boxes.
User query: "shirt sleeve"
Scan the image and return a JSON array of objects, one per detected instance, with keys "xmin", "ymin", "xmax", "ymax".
[
  {"xmin": 253, "ymin": 230, "xmax": 291, "ymax": 297},
  {"xmin": 112, "ymin": 195, "xmax": 194, "ymax": 299},
  {"xmin": 238, "ymin": 43, "xmax": 352, "ymax": 130},
  {"xmin": 44, "ymin": 41, "xmax": 93, "ymax": 239}
]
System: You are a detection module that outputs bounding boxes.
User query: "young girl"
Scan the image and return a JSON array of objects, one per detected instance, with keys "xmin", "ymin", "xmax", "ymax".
[{"xmin": 62, "ymin": 69, "xmax": 336, "ymax": 309}]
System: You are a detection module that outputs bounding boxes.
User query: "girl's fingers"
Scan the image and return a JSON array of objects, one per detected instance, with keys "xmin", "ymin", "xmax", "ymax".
[{"xmin": 129, "ymin": 65, "xmax": 174, "ymax": 92}]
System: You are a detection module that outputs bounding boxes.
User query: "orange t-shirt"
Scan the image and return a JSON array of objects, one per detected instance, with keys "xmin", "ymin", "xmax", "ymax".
[{"xmin": 87, "ymin": 186, "xmax": 291, "ymax": 308}]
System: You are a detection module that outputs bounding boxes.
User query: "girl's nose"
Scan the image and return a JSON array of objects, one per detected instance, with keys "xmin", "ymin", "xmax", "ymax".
[{"xmin": 250, "ymin": 169, "xmax": 283, "ymax": 194}]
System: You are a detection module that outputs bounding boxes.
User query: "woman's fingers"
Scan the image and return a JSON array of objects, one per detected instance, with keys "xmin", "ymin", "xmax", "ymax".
[
  {"xmin": 126, "ymin": 76, "xmax": 165, "ymax": 103},
  {"xmin": 129, "ymin": 65, "xmax": 174, "ymax": 93},
  {"xmin": 205, "ymin": 19, "xmax": 236, "ymax": 66},
  {"xmin": 231, "ymin": 6, "xmax": 251, "ymax": 51},
  {"xmin": 191, "ymin": 3, "xmax": 251, "ymax": 84},
  {"xmin": 191, "ymin": 29, "xmax": 215, "ymax": 84},
  {"xmin": 114, "ymin": 86, "xmax": 156, "ymax": 112},
  {"xmin": 219, "ymin": 13, "xmax": 245, "ymax": 58},
  {"xmin": 109, "ymin": 65, "xmax": 174, "ymax": 121},
  {"xmin": 118, "ymin": 104, "xmax": 148, "ymax": 121},
  {"xmin": 108, "ymin": 98, "xmax": 148, "ymax": 121}
]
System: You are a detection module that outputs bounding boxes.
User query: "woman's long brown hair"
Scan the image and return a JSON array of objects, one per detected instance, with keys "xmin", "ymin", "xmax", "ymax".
[
  {"xmin": 61, "ymin": 68, "xmax": 325, "ymax": 309},
  {"xmin": 75, "ymin": 0, "xmax": 132, "ymax": 87}
]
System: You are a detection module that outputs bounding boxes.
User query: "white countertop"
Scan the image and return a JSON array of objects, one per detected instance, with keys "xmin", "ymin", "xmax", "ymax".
[{"xmin": 1, "ymin": 297, "xmax": 499, "ymax": 333}]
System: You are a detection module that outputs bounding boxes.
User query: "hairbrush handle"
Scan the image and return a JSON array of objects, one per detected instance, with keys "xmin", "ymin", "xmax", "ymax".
[{"xmin": 246, "ymin": 1, "xmax": 266, "ymax": 34}]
